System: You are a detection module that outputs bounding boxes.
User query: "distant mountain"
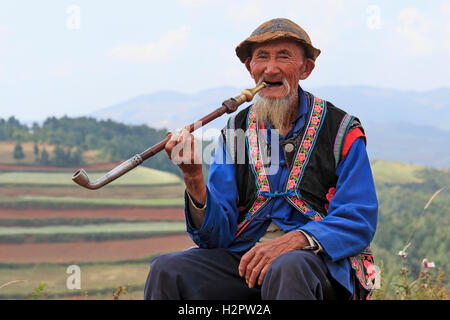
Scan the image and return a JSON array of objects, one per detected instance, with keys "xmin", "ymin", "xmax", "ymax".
[
  {"xmin": 364, "ymin": 121, "xmax": 450, "ymax": 169},
  {"xmin": 311, "ymin": 86, "xmax": 450, "ymax": 131},
  {"xmin": 91, "ymin": 87, "xmax": 240, "ymax": 135},
  {"xmin": 91, "ymin": 85, "xmax": 450, "ymax": 168}
]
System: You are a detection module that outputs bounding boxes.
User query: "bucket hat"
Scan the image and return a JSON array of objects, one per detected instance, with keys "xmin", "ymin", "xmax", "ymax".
[{"xmin": 235, "ymin": 18, "xmax": 321, "ymax": 62}]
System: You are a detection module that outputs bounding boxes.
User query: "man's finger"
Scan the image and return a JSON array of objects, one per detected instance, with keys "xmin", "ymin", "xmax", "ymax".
[
  {"xmin": 238, "ymin": 249, "xmax": 256, "ymax": 277},
  {"xmin": 247, "ymin": 256, "xmax": 269, "ymax": 288},
  {"xmin": 257, "ymin": 260, "xmax": 273, "ymax": 286},
  {"xmin": 164, "ymin": 138, "xmax": 177, "ymax": 160},
  {"xmin": 178, "ymin": 128, "xmax": 190, "ymax": 143},
  {"xmin": 245, "ymin": 251, "xmax": 262, "ymax": 283}
]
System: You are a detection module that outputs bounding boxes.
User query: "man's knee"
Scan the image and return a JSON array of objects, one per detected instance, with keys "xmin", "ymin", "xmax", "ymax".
[
  {"xmin": 149, "ymin": 251, "xmax": 185, "ymax": 280},
  {"xmin": 262, "ymin": 250, "xmax": 328, "ymax": 299},
  {"xmin": 145, "ymin": 251, "xmax": 187, "ymax": 299},
  {"xmin": 268, "ymin": 250, "xmax": 321, "ymax": 276}
]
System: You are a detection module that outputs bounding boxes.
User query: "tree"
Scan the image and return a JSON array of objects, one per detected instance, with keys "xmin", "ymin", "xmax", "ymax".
[
  {"xmin": 13, "ymin": 141, "xmax": 25, "ymax": 160},
  {"xmin": 33, "ymin": 141, "xmax": 39, "ymax": 160},
  {"xmin": 39, "ymin": 148, "xmax": 49, "ymax": 165},
  {"xmin": 52, "ymin": 145, "xmax": 67, "ymax": 166}
]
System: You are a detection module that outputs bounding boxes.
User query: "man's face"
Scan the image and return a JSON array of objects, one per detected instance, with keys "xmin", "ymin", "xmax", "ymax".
[{"xmin": 246, "ymin": 39, "xmax": 312, "ymax": 100}]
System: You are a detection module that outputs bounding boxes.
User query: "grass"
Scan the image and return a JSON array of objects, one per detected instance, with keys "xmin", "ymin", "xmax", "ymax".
[
  {"xmin": 0, "ymin": 166, "xmax": 181, "ymax": 186},
  {"xmin": 0, "ymin": 261, "xmax": 151, "ymax": 299},
  {"xmin": 0, "ymin": 221, "xmax": 186, "ymax": 236},
  {"xmin": 371, "ymin": 159, "xmax": 424, "ymax": 184}
]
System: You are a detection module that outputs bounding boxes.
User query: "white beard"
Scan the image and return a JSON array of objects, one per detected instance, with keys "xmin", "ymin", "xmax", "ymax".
[{"xmin": 255, "ymin": 78, "xmax": 296, "ymax": 131}]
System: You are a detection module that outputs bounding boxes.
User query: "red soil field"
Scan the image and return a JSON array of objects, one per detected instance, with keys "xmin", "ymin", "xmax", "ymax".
[
  {"xmin": 0, "ymin": 208, "xmax": 185, "ymax": 221},
  {"xmin": 0, "ymin": 234, "xmax": 195, "ymax": 263}
]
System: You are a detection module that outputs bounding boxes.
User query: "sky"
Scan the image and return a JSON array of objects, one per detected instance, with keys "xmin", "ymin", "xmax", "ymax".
[{"xmin": 0, "ymin": 0, "xmax": 449, "ymax": 123}]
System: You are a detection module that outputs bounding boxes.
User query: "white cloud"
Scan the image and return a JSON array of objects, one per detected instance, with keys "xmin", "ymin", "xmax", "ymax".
[
  {"xmin": 396, "ymin": 7, "xmax": 434, "ymax": 56},
  {"xmin": 107, "ymin": 25, "xmax": 191, "ymax": 62}
]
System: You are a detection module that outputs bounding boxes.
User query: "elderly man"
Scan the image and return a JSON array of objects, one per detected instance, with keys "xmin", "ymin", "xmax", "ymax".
[{"xmin": 144, "ymin": 18, "xmax": 378, "ymax": 300}]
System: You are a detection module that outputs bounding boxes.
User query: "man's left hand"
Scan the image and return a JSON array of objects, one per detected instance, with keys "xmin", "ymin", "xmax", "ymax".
[{"xmin": 238, "ymin": 231, "xmax": 309, "ymax": 288}]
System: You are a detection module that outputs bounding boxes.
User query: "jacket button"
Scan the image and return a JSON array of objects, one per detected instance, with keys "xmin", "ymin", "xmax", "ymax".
[{"xmin": 284, "ymin": 143, "xmax": 294, "ymax": 152}]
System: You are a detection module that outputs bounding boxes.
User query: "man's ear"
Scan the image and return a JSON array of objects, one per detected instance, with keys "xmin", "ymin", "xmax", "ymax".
[
  {"xmin": 244, "ymin": 57, "xmax": 252, "ymax": 73},
  {"xmin": 299, "ymin": 58, "xmax": 315, "ymax": 80}
]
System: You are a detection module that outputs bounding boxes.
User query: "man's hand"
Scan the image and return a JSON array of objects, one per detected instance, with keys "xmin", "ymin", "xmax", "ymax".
[
  {"xmin": 165, "ymin": 128, "xmax": 206, "ymax": 204},
  {"xmin": 238, "ymin": 231, "xmax": 309, "ymax": 288}
]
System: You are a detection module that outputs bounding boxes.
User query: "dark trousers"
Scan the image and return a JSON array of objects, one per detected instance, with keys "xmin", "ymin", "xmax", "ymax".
[{"xmin": 144, "ymin": 248, "xmax": 350, "ymax": 300}]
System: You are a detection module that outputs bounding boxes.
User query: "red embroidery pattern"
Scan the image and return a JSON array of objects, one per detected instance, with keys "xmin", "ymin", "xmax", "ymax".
[
  {"xmin": 285, "ymin": 97, "xmax": 325, "ymax": 221},
  {"xmin": 324, "ymin": 187, "xmax": 336, "ymax": 212},
  {"xmin": 235, "ymin": 106, "xmax": 270, "ymax": 237},
  {"xmin": 350, "ymin": 252, "xmax": 376, "ymax": 297}
]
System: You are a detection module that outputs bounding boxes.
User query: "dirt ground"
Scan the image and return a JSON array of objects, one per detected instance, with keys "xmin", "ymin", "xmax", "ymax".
[{"xmin": 0, "ymin": 234, "xmax": 195, "ymax": 263}]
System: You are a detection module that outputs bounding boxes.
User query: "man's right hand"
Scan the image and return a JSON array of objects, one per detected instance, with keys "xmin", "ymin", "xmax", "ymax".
[{"xmin": 165, "ymin": 128, "xmax": 207, "ymax": 205}]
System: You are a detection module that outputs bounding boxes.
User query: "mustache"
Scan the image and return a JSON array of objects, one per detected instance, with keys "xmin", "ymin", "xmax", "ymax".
[{"xmin": 257, "ymin": 77, "xmax": 291, "ymax": 95}]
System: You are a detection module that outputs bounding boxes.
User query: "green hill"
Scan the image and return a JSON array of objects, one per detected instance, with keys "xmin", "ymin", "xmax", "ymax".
[
  {"xmin": 371, "ymin": 160, "xmax": 425, "ymax": 184},
  {"xmin": 370, "ymin": 160, "xmax": 450, "ymax": 294}
]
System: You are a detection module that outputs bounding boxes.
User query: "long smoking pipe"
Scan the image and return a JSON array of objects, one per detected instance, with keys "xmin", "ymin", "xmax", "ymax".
[{"xmin": 72, "ymin": 82, "xmax": 268, "ymax": 190}]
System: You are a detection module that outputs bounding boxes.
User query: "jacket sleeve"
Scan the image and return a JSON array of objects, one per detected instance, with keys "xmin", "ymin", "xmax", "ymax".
[
  {"xmin": 184, "ymin": 135, "xmax": 240, "ymax": 248},
  {"xmin": 299, "ymin": 137, "xmax": 378, "ymax": 262}
]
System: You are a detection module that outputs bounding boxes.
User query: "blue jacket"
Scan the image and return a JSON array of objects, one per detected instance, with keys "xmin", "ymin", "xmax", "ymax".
[{"xmin": 184, "ymin": 87, "xmax": 378, "ymax": 294}]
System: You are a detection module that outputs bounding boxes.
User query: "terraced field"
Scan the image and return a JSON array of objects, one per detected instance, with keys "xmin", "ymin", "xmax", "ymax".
[{"xmin": 0, "ymin": 164, "xmax": 192, "ymax": 300}]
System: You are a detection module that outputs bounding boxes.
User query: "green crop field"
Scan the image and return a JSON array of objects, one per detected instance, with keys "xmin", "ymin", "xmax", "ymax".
[
  {"xmin": 0, "ymin": 220, "xmax": 187, "ymax": 243},
  {"xmin": 0, "ymin": 166, "xmax": 181, "ymax": 186},
  {"xmin": 0, "ymin": 194, "xmax": 184, "ymax": 208},
  {"xmin": 0, "ymin": 221, "xmax": 186, "ymax": 236}
]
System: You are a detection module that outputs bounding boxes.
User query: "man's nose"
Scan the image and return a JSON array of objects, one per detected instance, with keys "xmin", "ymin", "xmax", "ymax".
[{"xmin": 264, "ymin": 59, "xmax": 281, "ymax": 76}]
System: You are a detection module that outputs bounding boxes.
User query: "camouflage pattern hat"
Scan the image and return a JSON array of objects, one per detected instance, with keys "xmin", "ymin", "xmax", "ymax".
[{"xmin": 235, "ymin": 18, "xmax": 321, "ymax": 62}]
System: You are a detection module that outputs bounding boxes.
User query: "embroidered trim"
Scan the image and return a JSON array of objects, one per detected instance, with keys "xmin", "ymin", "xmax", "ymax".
[
  {"xmin": 235, "ymin": 105, "xmax": 271, "ymax": 238},
  {"xmin": 350, "ymin": 250, "xmax": 376, "ymax": 299},
  {"xmin": 285, "ymin": 96, "xmax": 326, "ymax": 220}
]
